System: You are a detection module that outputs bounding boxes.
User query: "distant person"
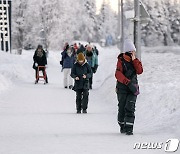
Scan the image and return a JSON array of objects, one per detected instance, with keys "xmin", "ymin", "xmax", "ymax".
[
  {"xmin": 77, "ymin": 44, "xmax": 86, "ymax": 55},
  {"xmin": 71, "ymin": 53, "xmax": 92, "ymax": 114},
  {"xmin": 61, "ymin": 45, "xmax": 75, "ymax": 89},
  {"xmin": 73, "ymin": 43, "xmax": 78, "ymax": 52},
  {"xmin": 115, "ymin": 39, "xmax": 143, "ymax": 135},
  {"xmin": 63, "ymin": 42, "xmax": 69, "ymax": 50},
  {"xmin": 33, "ymin": 45, "xmax": 48, "ymax": 84},
  {"xmin": 93, "ymin": 46, "xmax": 99, "ymax": 56},
  {"xmin": 84, "ymin": 45, "xmax": 98, "ymax": 89}
]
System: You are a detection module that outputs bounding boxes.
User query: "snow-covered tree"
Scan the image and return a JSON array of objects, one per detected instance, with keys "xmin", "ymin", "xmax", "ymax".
[
  {"xmin": 142, "ymin": 0, "xmax": 179, "ymax": 46},
  {"xmin": 12, "ymin": 0, "xmax": 28, "ymax": 54},
  {"xmin": 96, "ymin": 0, "xmax": 117, "ymax": 45}
]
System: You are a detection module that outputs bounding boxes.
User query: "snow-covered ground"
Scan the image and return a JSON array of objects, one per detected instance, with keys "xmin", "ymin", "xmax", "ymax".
[{"xmin": 0, "ymin": 46, "xmax": 180, "ymax": 154}]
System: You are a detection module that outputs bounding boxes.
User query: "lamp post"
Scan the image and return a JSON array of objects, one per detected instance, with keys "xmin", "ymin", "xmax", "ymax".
[
  {"xmin": 117, "ymin": 0, "xmax": 124, "ymax": 52},
  {"xmin": 134, "ymin": 0, "xmax": 141, "ymax": 60},
  {"xmin": 120, "ymin": 0, "xmax": 124, "ymax": 52}
]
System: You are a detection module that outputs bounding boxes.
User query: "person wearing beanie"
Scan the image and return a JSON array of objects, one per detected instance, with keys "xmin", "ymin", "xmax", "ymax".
[
  {"xmin": 123, "ymin": 39, "xmax": 136, "ymax": 53},
  {"xmin": 84, "ymin": 44, "xmax": 98, "ymax": 89},
  {"xmin": 115, "ymin": 39, "xmax": 143, "ymax": 135},
  {"xmin": 71, "ymin": 53, "xmax": 92, "ymax": 114}
]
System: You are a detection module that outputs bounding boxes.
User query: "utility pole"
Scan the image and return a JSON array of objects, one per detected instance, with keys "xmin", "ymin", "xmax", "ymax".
[
  {"xmin": 117, "ymin": 0, "xmax": 120, "ymax": 49},
  {"xmin": 120, "ymin": 0, "xmax": 124, "ymax": 52},
  {"xmin": 134, "ymin": 0, "xmax": 141, "ymax": 60},
  {"xmin": 117, "ymin": 0, "xmax": 124, "ymax": 52}
]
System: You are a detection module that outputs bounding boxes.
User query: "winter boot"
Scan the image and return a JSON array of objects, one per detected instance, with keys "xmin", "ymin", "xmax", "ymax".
[
  {"xmin": 126, "ymin": 131, "xmax": 133, "ymax": 135},
  {"xmin": 77, "ymin": 110, "xmax": 81, "ymax": 114},
  {"xmin": 35, "ymin": 79, "xmax": 38, "ymax": 84},
  {"xmin": 64, "ymin": 86, "xmax": 68, "ymax": 89},
  {"xmin": 82, "ymin": 110, "xmax": 87, "ymax": 114},
  {"xmin": 119, "ymin": 124, "xmax": 126, "ymax": 134},
  {"xmin": 125, "ymin": 125, "xmax": 133, "ymax": 135},
  {"xmin": 120, "ymin": 127, "xmax": 126, "ymax": 134}
]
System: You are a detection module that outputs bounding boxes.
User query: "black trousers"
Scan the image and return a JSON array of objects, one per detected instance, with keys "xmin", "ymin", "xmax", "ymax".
[
  {"xmin": 76, "ymin": 89, "xmax": 89, "ymax": 111},
  {"xmin": 117, "ymin": 92, "xmax": 137, "ymax": 131},
  {"xmin": 89, "ymin": 75, "xmax": 93, "ymax": 88},
  {"xmin": 35, "ymin": 67, "xmax": 48, "ymax": 83}
]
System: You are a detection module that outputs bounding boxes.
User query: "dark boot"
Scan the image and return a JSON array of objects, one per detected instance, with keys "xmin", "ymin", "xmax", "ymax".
[
  {"xmin": 126, "ymin": 131, "xmax": 133, "ymax": 135},
  {"xmin": 82, "ymin": 110, "xmax": 87, "ymax": 113},
  {"xmin": 120, "ymin": 124, "xmax": 126, "ymax": 133},
  {"xmin": 77, "ymin": 110, "xmax": 81, "ymax": 114},
  {"xmin": 125, "ymin": 125, "xmax": 133, "ymax": 135}
]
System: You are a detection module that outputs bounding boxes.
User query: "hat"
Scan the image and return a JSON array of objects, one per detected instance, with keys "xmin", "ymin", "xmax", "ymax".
[
  {"xmin": 86, "ymin": 45, "xmax": 93, "ymax": 51},
  {"xmin": 123, "ymin": 39, "xmax": 136, "ymax": 52},
  {"xmin": 77, "ymin": 53, "xmax": 85, "ymax": 62},
  {"xmin": 37, "ymin": 44, "xmax": 43, "ymax": 49}
]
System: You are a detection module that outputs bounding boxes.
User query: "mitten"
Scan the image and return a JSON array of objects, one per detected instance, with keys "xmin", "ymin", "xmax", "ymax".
[{"xmin": 127, "ymin": 81, "xmax": 139, "ymax": 95}]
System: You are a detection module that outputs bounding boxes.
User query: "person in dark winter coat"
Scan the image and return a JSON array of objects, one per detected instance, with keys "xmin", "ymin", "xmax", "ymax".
[
  {"xmin": 33, "ymin": 45, "xmax": 48, "ymax": 84},
  {"xmin": 71, "ymin": 53, "xmax": 92, "ymax": 114},
  {"xmin": 115, "ymin": 39, "xmax": 143, "ymax": 135},
  {"xmin": 61, "ymin": 46, "xmax": 75, "ymax": 89},
  {"xmin": 77, "ymin": 44, "xmax": 86, "ymax": 55},
  {"xmin": 93, "ymin": 46, "xmax": 99, "ymax": 56},
  {"xmin": 84, "ymin": 45, "xmax": 98, "ymax": 89}
]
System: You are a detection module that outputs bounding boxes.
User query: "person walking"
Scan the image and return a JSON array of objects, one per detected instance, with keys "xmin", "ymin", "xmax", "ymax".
[
  {"xmin": 84, "ymin": 45, "xmax": 98, "ymax": 89},
  {"xmin": 115, "ymin": 39, "xmax": 143, "ymax": 135},
  {"xmin": 61, "ymin": 45, "xmax": 75, "ymax": 89},
  {"xmin": 71, "ymin": 53, "xmax": 92, "ymax": 114}
]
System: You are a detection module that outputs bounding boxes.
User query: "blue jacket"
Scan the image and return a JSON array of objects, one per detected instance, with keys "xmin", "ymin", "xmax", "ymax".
[{"xmin": 61, "ymin": 50, "xmax": 75, "ymax": 69}]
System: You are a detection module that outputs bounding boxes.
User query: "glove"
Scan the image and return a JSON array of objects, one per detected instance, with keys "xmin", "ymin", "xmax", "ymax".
[
  {"xmin": 35, "ymin": 63, "xmax": 38, "ymax": 67},
  {"xmin": 127, "ymin": 81, "xmax": 139, "ymax": 95}
]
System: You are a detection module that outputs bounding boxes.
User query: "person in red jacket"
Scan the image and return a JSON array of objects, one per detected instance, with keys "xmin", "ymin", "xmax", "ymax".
[{"xmin": 115, "ymin": 39, "xmax": 143, "ymax": 135}]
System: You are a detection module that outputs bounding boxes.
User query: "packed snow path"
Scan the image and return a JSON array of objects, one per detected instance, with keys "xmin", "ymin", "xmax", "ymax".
[{"xmin": 0, "ymin": 46, "xmax": 179, "ymax": 154}]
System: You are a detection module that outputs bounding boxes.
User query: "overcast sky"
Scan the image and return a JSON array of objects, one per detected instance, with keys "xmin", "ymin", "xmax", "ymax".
[{"xmin": 96, "ymin": 0, "xmax": 118, "ymax": 13}]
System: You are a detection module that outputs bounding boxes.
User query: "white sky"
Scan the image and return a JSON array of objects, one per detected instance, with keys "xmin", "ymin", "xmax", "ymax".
[
  {"xmin": 96, "ymin": 0, "xmax": 180, "ymax": 13},
  {"xmin": 96, "ymin": 0, "xmax": 118, "ymax": 13}
]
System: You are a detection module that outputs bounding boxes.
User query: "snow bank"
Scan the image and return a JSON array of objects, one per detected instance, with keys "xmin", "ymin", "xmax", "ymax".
[
  {"xmin": 0, "ymin": 46, "xmax": 180, "ymax": 154},
  {"xmin": 136, "ymin": 47, "xmax": 180, "ymax": 135},
  {"xmin": 0, "ymin": 51, "xmax": 34, "ymax": 94}
]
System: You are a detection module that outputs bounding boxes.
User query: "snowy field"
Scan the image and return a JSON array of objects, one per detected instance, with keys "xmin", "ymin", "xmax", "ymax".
[{"xmin": 0, "ymin": 46, "xmax": 180, "ymax": 154}]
